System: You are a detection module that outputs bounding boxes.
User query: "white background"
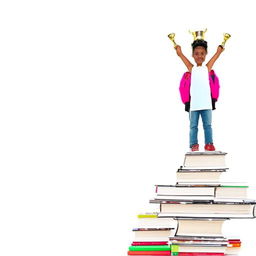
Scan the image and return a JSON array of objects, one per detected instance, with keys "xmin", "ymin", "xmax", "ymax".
[{"xmin": 1, "ymin": 0, "xmax": 256, "ymax": 255}]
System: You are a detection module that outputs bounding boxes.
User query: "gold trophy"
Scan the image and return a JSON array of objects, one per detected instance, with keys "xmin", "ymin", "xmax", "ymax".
[
  {"xmin": 189, "ymin": 28, "xmax": 207, "ymax": 41},
  {"xmin": 221, "ymin": 33, "xmax": 231, "ymax": 47},
  {"xmin": 168, "ymin": 33, "xmax": 177, "ymax": 47}
]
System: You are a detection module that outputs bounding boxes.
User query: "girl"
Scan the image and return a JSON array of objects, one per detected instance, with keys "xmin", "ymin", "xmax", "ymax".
[{"xmin": 175, "ymin": 39, "xmax": 224, "ymax": 151}]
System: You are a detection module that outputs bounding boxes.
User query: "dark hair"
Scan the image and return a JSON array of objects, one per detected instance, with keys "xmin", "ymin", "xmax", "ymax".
[{"xmin": 192, "ymin": 39, "xmax": 208, "ymax": 52}]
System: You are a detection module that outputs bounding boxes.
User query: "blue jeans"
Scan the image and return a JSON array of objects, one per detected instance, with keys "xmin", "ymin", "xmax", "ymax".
[{"xmin": 189, "ymin": 110, "xmax": 213, "ymax": 148}]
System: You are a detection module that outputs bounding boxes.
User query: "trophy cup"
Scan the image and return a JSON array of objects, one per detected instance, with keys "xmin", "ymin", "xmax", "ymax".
[
  {"xmin": 221, "ymin": 33, "xmax": 231, "ymax": 47},
  {"xmin": 168, "ymin": 33, "xmax": 177, "ymax": 47},
  {"xmin": 189, "ymin": 28, "xmax": 207, "ymax": 41}
]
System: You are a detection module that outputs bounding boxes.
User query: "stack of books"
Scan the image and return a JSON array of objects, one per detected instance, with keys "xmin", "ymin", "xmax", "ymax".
[
  {"xmin": 128, "ymin": 152, "xmax": 256, "ymax": 256},
  {"xmin": 128, "ymin": 213, "xmax": 175, "ymax": 255}
]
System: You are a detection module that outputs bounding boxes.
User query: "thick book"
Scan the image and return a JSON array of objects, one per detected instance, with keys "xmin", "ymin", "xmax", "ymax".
[
  {"xmin": 151, "ymin": 200, "xmax": 256, "ymax": 218},
  {"xmin": 176, "ymin": 172, "xmax": 222, "ymax": 183},
  {"xmin": 176, "ymin": 168, "xmax": 226, "ymax": 183},
  {"xmin": 183, "ymin": 152, "xmax": 226, "ymax": 168},
  {"xmin": 175, "ymin": 219, "xmax": 225, "ymax": 237}
]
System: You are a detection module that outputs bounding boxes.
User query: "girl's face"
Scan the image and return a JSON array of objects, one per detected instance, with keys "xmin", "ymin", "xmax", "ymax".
[{"xmin": 192, "ymin": 46, "xmax": 207, "ymax": 66}]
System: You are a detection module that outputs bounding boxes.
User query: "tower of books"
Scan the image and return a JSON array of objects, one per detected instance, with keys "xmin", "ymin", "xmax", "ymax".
[{"xmin": 127, "ymin": 151, "xmax": 256, "ymax": 256}]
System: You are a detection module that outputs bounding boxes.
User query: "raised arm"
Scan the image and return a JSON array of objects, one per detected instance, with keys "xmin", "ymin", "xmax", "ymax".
[
  {"xmin": 206, "ymin": 46, "xmax": 224, "ymax": 72},
  {"xmin": 175, "ymin": 45, "xmax": 193, "ymax": 72}
]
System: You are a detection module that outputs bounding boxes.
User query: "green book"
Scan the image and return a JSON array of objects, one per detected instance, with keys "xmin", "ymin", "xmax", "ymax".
[
  {"xmin": 221, "ymin": 185, "xmax": 248, "ymax": 188},
  {"xmin": 129, "ymin": 245, "xmax": 170, "ymax": 251}
]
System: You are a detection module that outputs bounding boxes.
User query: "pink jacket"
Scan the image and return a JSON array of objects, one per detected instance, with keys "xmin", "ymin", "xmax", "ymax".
[{"xmin": 179, "ymin": 70, "xmax": 220, "ymax": 104}]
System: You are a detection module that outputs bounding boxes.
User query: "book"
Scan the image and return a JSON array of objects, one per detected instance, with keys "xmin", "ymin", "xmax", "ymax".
[
  {"xmin": 183, "ymin": 152, "xmax": 226, "ymax": 168},
  {"xmin": 155, "ymin": 195, "xmax": 214, "ymax": 201},
  {"xmin": 159, "ymin": 212, "xmax": 255, "ymax": 218},
  {"xmin": 132, "ymin": 228, "xmax": 175, "ymax": 242},
  {"xmin": 176, "ymin": 171, "xmax": 222, "ymax": 183},
  {"xmin": 129, "ymin": 245, "xmax": 170, "ymax": 251},
  {"xmin": 137, "ymin": 213, "xmax": 176, "ymax": 228},
  {"xmin": 132, "ymin": 242, "xmax": 169, "ymax": 246},
  {"xmin": 155, "ymin": 185, "xmax": 215, "ymax": 196},
  {"xmin": 216, "ymin": 186, "xmax": 248, "ymax": 198},
  {"xmin": 174, "ymin": 253, "xmax": 224, "ymax": 256},
  {"xmin": 151, "ymin": 201, "xmax": 256, "ymax": 218},
  {"xmin": 127, "ymin": 251, "xmax": 171, "ymax": 255},
  {"xmin": 151, "ymin": 198, "xmax": 255, "ymax": 204},
  {"xmin": 169, "ymin": 236, "xmax": 228, "ymax": 242},
  {"xmin": 178, "ymin": 167, "xmax": 228, "ymax": 171},
  {"xmin": 170, "ymin": 245, "xmax": 226, "ymax": 253},
  {"xmin": 170, "ymin": 241, "xmax": 228, "ymax": 246},
  {"xmin": 155, "ymin": 184, "xmax": 247, "ymax": 198},
  {"xmin": 175, "ymin": 219, "xmax": 225, "ymax": 237},
  {"xmin": 175, "ymin": 182, "xmax": 248, "ymax": 187}
]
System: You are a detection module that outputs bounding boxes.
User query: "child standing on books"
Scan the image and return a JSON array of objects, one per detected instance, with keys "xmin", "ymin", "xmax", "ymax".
[{"xmin": 175, "ymin": 39, "xmax": 224, "ymax": 151}]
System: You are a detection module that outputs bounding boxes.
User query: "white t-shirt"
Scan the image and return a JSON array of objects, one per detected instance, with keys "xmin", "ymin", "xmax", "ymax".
[{"xmin": 190, "ymin": 65, "xmax": 212, "ymax": 111}]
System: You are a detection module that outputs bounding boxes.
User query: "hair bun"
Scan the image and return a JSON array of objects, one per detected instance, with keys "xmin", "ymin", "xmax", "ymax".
[{"xmin": 192, "ymin": 39, "xmax": 208, "ymax": 51}]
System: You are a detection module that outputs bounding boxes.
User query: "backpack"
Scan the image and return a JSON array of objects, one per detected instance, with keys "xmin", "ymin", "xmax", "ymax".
[{"xmin": 179, "ymin": 70, "xmax": 220, "ymax": 104}]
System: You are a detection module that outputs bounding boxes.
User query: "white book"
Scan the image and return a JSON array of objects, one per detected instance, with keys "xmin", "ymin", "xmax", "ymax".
[
  {"xmin": 184, "ymin": 151, "xmax": 226, "ymax": 168},
  {"xmin": 216, "ymin": 186, "xmax": 248, "ymax": 198},
  {"xmin": 136, "ymin": 213, "xmax": 176, "ymax": 228},
  {"xmin": 155, "ymin": 195, "xmax": 214, "ymax": 201},
  {"xmin": 177, "ymin": 171, "xmax": 222, "ymax": 183},
  {"xmin": 173, "ymin": 245, "xmax": 226, "ymax": 253},
  {"xmin": 156, "ymin": 185, "xmax": 215, "ymax": 196},
  {"xmin": 158, "ymin": 212, "xmax": 255, "ymax": 219},
  {"xmin": 132, "ymin": 229, "xmax": 175, "ymax": 242},
  {"xmin": 175, "ymin": 219, "xmax": 225, "ymax": 237},
  {"xmin": 159, "ymin": 202, "xmax": 254, "ymax": 215}
]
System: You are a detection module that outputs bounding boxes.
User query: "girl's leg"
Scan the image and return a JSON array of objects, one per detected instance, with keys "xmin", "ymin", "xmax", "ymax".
[
  {"xmin": 189, "ymin": 111, "xmax": 200, "ymax": 148},
  {"xmin": 201, "ymin": 109, "xmax": 213, "ymax": 144}
]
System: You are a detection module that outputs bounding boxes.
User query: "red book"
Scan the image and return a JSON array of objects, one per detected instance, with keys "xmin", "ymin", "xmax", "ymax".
[
  {"xmin": 228, "ymin": 239, "xmax": 241, "ymax": 243},
  {"xmin": 132, "ymin": 242, "xmax": 168, "ymax": 246},
  {"xmin": 178, "ymin": 253, "xmax": 224, "ymax": 256},
  {"xmin": 128, "ymin": 251, "xmax": 171, "ymax": 255}
]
